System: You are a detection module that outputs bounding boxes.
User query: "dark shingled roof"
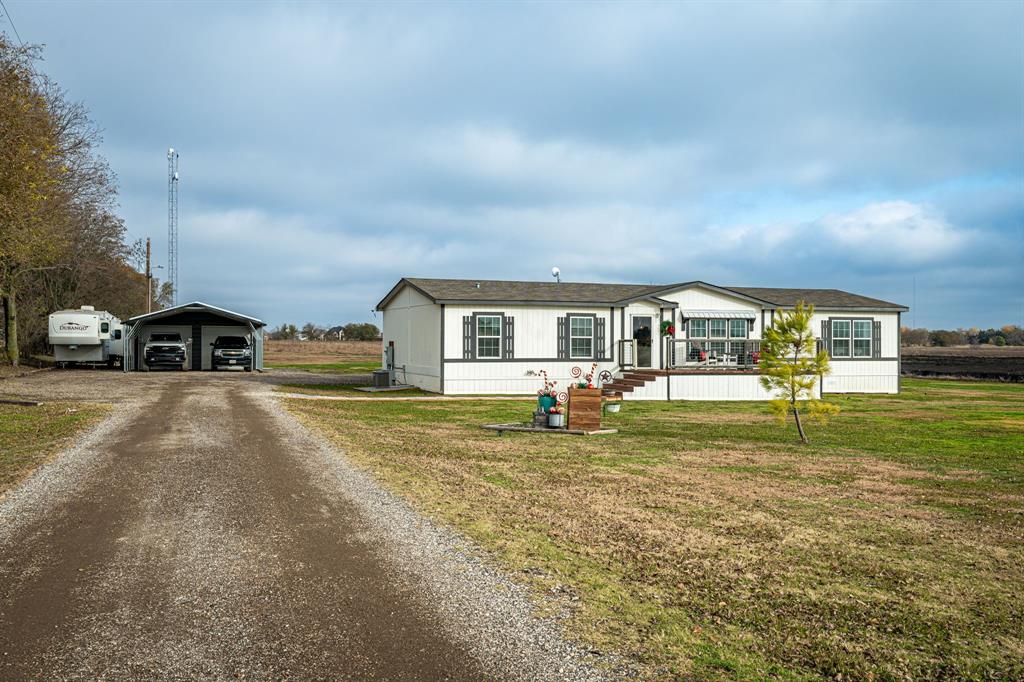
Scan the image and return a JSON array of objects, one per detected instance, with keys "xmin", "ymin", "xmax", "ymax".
[
  {"xmin": 379, "ymin": 278, "xmax": 908, "ymax": 310},
  {"xmin": 401, "ymin": 278, "xmax": 664, "ymax": 305},
  {"xmin": 724, "ymin": 287, "xmax": 907, "ymax": 310}
]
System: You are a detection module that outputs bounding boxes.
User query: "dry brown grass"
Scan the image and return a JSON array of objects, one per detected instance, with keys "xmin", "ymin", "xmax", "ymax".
[{"xmin": 264, "ymin": 339, "xmax": 380, "ymax": 365}]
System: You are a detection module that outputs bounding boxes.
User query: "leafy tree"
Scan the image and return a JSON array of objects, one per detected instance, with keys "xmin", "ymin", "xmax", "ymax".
[
  {"xmin": 929, "ymin": 329, "xmax": 967, "ymax": 347},
  {"xmin": 0, "ymin": 38, "xmax": 62, "ymax": 364},
  {"xmin": 0, "ymin": 37, "xmax": 142, "ymax": 363},
  {"xmin": 759, "ymin": 301, "xmax": 838, "ymax": 444},
  {"xmin": 341, "ymin": 322, "xmax": 381, "ymax": 341},
  {"xmin": 269, "ymin": 323, "xmax": 297, "ymax": 340},
  {"xmin": 300, "ymin": 322, "xmax": 325, "ymax": 340},
  {"xmin": 901, "ymin": 327, "xmax": 929, "ymax": 346}
]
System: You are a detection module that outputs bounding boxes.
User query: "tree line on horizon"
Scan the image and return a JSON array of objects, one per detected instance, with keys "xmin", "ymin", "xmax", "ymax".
[
  {"xmin": 901, "ymin": 325, "xmax": 1023, "ymax": 347},
  {"xmin": 1, "ymin": 37, "xmax": 164, "ymax": 365},
  {"xmin": 268, "ymin": 322, "xmax": 381, "ymax": 342}
]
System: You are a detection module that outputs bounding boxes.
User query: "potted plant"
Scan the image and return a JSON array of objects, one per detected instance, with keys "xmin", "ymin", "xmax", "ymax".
[
  {"xmin": 548, "ymin": 404, "xmax": 565, "ymax": 428},
  {"xmin": 537, "ymin": 370, "xmax": 558, "ymax": 413}
]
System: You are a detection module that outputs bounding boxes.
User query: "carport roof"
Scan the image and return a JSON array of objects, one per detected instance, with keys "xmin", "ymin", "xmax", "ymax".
[{"xmin": 125, "ymin": 301, "xmax": 265, "ymax": 327}]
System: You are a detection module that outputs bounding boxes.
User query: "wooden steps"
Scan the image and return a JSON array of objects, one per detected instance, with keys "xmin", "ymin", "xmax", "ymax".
[{"xmin": 602, "ymin": 370, "xmax": 661, "ymax": 398}]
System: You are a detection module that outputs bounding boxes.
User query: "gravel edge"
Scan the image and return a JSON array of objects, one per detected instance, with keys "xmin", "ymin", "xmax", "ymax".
[
  {"xmin": 256, "ymin": 388, "xmax": 625, "ymax": 682},
  {"xmin": 0, "ymin": 398, "xmax": 143, "ymax": 547}
]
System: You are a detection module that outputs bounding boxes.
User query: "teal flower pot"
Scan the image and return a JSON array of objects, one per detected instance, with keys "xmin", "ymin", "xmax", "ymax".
[{"xmin": 538, "ymin": 395, "xmax": 556, "ymax": 413}]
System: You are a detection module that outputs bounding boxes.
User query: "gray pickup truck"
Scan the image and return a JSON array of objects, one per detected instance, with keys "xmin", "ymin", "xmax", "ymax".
[{"xmin": 144, "ymin": 332, "xmax": 187, "ymax": 370}]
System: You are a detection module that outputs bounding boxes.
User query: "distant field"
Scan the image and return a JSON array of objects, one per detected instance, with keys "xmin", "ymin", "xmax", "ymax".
[
  {"xmin": 264, "ymin": 340, "xmax": 381, "ymax": 373},
  {"xmin": 286, "ymin": 379, "xmax": 1024, "ymax": 680},
  {"xmin": 902, "ymin": 345, "xmax": 1024, "ymax": 380}
]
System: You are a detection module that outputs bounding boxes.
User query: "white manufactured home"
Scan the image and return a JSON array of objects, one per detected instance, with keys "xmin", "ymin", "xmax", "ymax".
[{"xmin": 376, "ymin": 278, "xmax": 908, "ymax": 400}]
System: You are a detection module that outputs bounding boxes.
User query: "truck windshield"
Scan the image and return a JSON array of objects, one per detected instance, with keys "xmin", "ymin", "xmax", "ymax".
[
  {"xmin": 214, "ymin": 336, "xmax": 248, "ymax": 348},
  {"xmin": 150, "ymin": 333, "xmax": 182, "ymax": 342}
]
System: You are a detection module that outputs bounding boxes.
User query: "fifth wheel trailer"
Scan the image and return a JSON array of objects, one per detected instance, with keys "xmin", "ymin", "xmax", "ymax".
[{"xmin": 48, "ymin": 306, "xmax": 124, "ymax": 367}]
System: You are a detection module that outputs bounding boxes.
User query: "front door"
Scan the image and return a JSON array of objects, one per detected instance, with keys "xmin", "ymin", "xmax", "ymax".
[{"xmin": 632, "ymin": 316, "xmax": 653, "ymax": 368}]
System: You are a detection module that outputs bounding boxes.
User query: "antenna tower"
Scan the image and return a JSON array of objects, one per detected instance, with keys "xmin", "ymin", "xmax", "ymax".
[{"xmin": 167, "ymin": 147, "xmax": 180, "ymax": 305}]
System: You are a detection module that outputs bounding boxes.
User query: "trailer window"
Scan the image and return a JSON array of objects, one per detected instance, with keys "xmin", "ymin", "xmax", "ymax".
[
  {"xmin": 476, "ymin": 315, "xmax": 501, "ymax": 359},
  {"xmin": 113, "ymin": 329, "xmax": 121, "ymax": 339},
  {"xmin": 101, "ymin": 322, "xmax": 109, "ymax": 333}
]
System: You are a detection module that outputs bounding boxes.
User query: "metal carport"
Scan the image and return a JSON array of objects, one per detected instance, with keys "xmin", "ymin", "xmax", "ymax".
[{"xmin": 123, "ymin": 301, "xmax": 265, "ymax": 372}]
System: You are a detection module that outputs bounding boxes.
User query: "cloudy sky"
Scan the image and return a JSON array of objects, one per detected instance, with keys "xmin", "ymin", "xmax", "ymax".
[{"xmin": 7, "ymin": 1, "xmax": 1022, "ymax": 328}]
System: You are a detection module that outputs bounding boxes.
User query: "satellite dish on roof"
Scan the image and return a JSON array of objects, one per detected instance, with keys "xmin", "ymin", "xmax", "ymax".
[{"xmin": 551, "ymin": 266, "xmax": 561, "ymax": 283}]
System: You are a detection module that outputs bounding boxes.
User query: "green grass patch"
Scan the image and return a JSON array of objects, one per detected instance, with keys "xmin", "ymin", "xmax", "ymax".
[
  {"xmin": 0, "ymin": 402, "xmax": 110, "ymax": 495},
  {"xmin": 285, "ymin": 378, "xmax": 1024, "ymax": 680}
]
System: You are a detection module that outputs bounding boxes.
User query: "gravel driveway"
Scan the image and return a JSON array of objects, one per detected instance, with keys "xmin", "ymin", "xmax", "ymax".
[{"xmin": 0, "ymin": 371, "xmax": 605, "ymax": 680}]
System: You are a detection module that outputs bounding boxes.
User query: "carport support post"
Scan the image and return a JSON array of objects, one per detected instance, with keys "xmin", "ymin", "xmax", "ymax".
[{"xmin": 247, "ymin": 321, "xmax": 260, "ymax": 371}]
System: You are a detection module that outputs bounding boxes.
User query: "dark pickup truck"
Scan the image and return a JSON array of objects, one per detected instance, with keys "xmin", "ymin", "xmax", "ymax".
[{"xmin": 211, "ymin": 335, "xmax": 252, "ymax": 371}]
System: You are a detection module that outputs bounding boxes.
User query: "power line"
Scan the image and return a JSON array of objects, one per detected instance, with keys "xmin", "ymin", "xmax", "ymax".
[{"xmin": 0, "ymin": 0, "xmax": 24, "ymax": 46}]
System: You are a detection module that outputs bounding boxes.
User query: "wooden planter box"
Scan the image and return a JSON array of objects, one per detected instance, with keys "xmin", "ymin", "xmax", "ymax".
[{"xmin": 567, "ymin": 386, "xmax": 602, "ymax": 432}]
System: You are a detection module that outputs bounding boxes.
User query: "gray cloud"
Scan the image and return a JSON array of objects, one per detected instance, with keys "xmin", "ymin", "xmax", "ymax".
[{"xmin": 9, "ymin": 0, "xmax": 1022, "ymax": 327}]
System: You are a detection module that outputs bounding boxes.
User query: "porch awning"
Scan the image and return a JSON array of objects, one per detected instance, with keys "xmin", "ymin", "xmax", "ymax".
[{"xmin": 681, "ymin": 310, "xmax": 757, "ymax": 319}]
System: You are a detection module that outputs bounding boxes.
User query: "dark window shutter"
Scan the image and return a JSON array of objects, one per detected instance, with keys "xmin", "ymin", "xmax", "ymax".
[
  {"xmin": 821, "ymin": 320, "xmax": 830, "ymax": 354},
  {"xmin": 557, "ymin": 316, "xmax": 568, "ymax": 359},
  {"xmin": 463, "ymin": 315, "xmax": 473, "ymax": 359},
  {"xmin": 595, "ymin": 317, "xmax": 606, "ymax": 360},
  {"xmin": 503, "ymin": 316, "xmax": 514, "ymax": 359},
  {"xmin": 872, "ymin": 320, "xmax": 881, "ymax": 358}
]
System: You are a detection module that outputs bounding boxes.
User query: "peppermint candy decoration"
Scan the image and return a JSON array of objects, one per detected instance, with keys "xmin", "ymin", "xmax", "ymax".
[
  {"xmin": 570, "ymin": 366, "xmax": 583, "ymax": 378},
  {"xmin": 556, "ymin": 391, "xmax": 569, "ymax": 403}
]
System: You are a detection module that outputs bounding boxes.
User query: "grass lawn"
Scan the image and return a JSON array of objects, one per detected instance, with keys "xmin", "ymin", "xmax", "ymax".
[
  {"xmin": 265, "ymin": 360, "xmax": 379, "ymax": 374},
  {"xmin": 0, "ymin": 402, "xmax": 110, "ymax": 496},
  {"xmin": 285, "ymin": 378, "xmax": 1024, "ymax": 680}
]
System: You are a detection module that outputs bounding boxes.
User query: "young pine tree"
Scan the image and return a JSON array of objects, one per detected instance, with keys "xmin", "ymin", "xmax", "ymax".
[{"xmin": 759, "ymin": 301, "xmax": 838, "ymax": 443}]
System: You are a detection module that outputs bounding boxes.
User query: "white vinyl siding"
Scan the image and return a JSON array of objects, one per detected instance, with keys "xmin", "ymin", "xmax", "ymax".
[
  {"xmin": 853, "ymin": 319, "xmax": 872, "ymax": 358},
  {"xmin": 831, "ymin": 319, "xmax": 851, "ymax": 357},
  {"xmin": 569, "ymin": 315, "xmax": 593, "ymax": 359},
  {"xmin": 476, "ymin": 315, "xmax": 501, "ymax": 359}
]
